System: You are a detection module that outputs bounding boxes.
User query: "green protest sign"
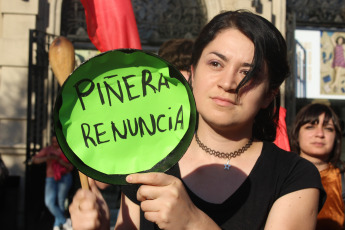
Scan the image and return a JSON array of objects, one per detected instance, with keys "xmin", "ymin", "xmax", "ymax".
[{"xmin": 54, "ymin": 49, "xmax": 196, "ymax": 185}]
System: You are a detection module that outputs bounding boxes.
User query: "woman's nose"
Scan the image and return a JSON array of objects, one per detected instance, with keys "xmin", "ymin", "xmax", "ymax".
[
  {"xmin": 217, "ymin": 69, "xmax": 239, "ymax": 92},
  {"xmin": 315, "ymin": 126, "xmax": 325, "ymax": 137}
]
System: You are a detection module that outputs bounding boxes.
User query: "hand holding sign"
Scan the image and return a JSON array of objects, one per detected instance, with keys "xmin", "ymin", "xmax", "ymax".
[
  {"xmin": 69, "ymin": 178, "xmax": 110, "ymax": 229},
  {"xmin": 54, "ymin": 49, "xmax": 196, "ymax": 185}
]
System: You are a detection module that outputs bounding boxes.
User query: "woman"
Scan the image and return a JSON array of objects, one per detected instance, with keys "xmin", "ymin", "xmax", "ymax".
[
  {"xmin": 31, "ymin": 136, "xmax": 74, "ymax": 230},
  {"xmin": 331, "ymin": 35, "xmax": 345, "ymax": 92},
  {"xmin": 290, "ymin": 103, "xmax": 344, "ymax": 230},
  {"xmin": 70, "ymin": 10, "xmax": 325, "ymax": 229}
]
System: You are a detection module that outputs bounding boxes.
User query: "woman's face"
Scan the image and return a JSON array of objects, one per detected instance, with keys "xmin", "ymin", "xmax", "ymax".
[
  {"xmin": 337, "ymin": 37, "xmax": 344, "ymax": 45},
  {"xmin": 298, "ymin": 113, "xmax": 336, "ymax": 160},
  {"xmin": 191, "ymin": 28, "xmax": 273, "ymax": 133}
]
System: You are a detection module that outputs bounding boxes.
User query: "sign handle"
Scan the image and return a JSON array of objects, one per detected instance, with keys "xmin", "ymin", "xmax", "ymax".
[
  {"xmin": 49, "ymin": 36, "xmax": 90, "ymax": 190},
  {"xmin": 78, "ymin": 171, "xmax": 90, "ymax": 190}
]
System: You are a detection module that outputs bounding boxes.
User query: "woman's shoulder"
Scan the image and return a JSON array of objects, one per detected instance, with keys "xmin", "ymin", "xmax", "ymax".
[
  {"xmin": 259, "ymin": 142, "xmax": 325, "ymax": 209},
  {"xmin": 262, "ymin": 141, "xmax": 304, "ymax": 162},
  {"xmin": 260, "ymin": 141, "xmax": 319, "ymax": 176}
]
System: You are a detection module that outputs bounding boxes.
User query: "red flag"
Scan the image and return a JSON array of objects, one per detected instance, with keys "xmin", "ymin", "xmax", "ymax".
[
  {"xmin": 274, "ymin": 107, "xmax": 291, "ymax": 151},
  {"xmin": 80, "ymin": 0, "xmax": 142, "ymax": 52}
]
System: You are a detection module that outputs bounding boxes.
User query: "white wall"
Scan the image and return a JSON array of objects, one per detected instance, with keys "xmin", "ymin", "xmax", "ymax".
[{"xmin": 0, "ymin": 0, "xmax": 39, "ymax": 228}]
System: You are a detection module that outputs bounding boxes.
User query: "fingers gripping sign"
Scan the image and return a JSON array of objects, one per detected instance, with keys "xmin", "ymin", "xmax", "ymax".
[
  {"xmin": 126, "ymin": 172, "xmax": 200, "ymax": 229},
  {"xmin": 69, "ymin": 178, "xmax": 110, "ymax": 230}
]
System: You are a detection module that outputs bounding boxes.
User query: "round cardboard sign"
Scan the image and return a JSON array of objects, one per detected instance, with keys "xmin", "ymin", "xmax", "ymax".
[{"xmin": 54, "ymin": 49, "xmax": 196, "ymax": 185}]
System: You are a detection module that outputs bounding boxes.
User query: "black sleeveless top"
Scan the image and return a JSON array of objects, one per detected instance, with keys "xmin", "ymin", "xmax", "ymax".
[{"xmin": 121, "ymin": 142, "xmax": 326, "ymax": 230}]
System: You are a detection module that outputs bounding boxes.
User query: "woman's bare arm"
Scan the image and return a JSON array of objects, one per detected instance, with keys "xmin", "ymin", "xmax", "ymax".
[
  {"xmin": 265, "ymin": 188, "xmax": 319, "ymax": 230},
  {"xmin": 114, "ymin": 193, "xmax": 140, "ymax": 230}
]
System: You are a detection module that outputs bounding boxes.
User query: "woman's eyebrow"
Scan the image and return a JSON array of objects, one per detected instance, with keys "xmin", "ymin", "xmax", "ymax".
[
  {"xmin": 210, "ymin": 51, "xmax": 254, "ymax": 67},
  {"xmin": 210, "ymin": 51, "xmax": 228, "ymax": 62}
]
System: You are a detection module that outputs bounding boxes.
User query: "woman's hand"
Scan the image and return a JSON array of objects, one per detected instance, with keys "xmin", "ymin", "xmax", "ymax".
[
  {"xmin": 69, "ymin": 178, "xmax": 110, "ymax": 230},
  {"xmin": 127, "ymin": 172, "xmax": 218, "ymax": 230},
  {"xmin": 47, "ymin": 154, "xmax": 60, "ymax": 161}
]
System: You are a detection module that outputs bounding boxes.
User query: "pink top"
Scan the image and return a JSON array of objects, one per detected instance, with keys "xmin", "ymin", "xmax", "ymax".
[
  {"xmin": 332, "ymin": 45, "xmax": 345, "ymax": 68},
  {"xmin": 35, "ymin": 146, "xmax": 73, "ymax": 179}
]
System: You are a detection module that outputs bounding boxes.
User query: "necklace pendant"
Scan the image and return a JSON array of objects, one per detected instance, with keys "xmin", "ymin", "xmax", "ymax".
[{"xmin": 224, "ymin": 160, "xmax": 231, "ymax": 170}]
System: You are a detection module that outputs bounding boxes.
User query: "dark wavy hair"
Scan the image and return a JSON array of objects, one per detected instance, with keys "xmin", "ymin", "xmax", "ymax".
[
  {"xmin": 158, "ymin": 38, "xmax": 194, "ymax": 72},
  {"xmin": 190, "ymin": 10, "xmax": 290, "ymax": 141},
  {"xmin": 290, "ymin": 103, "xmax": 344, "ymax": 171}
]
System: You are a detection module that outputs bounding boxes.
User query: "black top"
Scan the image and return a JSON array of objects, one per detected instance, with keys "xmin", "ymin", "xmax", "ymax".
[{"xmin": 121, "ymin": 141, "xmax": 326, "ymax": 230}]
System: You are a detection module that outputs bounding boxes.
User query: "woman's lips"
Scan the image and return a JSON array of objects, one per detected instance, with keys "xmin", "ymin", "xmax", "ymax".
[
  {"xmin": 211, "ymin": 96, "xmax": 235, "ymax": 107},
  {"xmin": 311, "ymin": 142, "xmax": 325, "ymax": 147}
]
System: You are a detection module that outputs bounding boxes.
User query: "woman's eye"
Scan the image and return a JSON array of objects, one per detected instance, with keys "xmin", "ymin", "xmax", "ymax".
[
  {"xmin": 240, "ymin": 70, "xmax": 250, "ymax": 76},
  {"xmin": 209, "ymin": 61, "xmax": 222, "ymax": 68},
  {"xmin": 304, "ymin": 125, "xmax": 314, "ymax": 130},
  {"xmin": 324, "ymin": 127, "xmax": 334, "ymax": 132}
]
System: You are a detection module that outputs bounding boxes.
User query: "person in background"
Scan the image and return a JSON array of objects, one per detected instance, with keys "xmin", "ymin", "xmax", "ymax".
[
  {"xmin": 158, "ymin": 38, "xmax": 194, "ymax": 80},
  {"xmin": 290, "ymin": 103, "xmax": 345, "ymax": 230},
  {"xmin": 69, "ymin": 10, "xmax": 325, "ymax": 229},
  {"xmin": 331, "ymin": 35, "xmax": 345, "ymax": 92},
  {"xmin": 31, "ymin": 136, "xmax": 74, "ymax": 230}
]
